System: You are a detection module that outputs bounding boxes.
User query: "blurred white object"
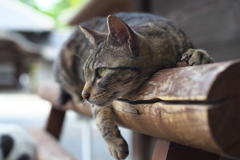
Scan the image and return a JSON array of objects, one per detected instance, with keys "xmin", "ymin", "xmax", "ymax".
[
  {"xmin": 19, "ymin": 73, "xmax": 30, "ymax": 89},
  {"xmin": 0, "ymin": 0, "xmax": 55, "ymax": 31},
  {"xmin": 0, "ymin": 123, "xmax": 37, "ymax": 160},
  {"xmin": 81, "ymin": 117, "xmax": 92, "ymax": 160}
]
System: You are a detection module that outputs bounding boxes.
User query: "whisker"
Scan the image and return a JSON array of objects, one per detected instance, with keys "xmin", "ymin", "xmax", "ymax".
[{"xmin": 75, "ymin": 53, "xmax": 84, "ymax": 62}]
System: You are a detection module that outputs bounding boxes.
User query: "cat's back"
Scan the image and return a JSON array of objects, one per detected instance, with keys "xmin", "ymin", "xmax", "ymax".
[
  {"xmin": 64, "ymin": 12, "xmax": 171, "ymax": 63},
  {"xmin": 116, "ymin": 13, "xmax": 189, "ymax": 43},
  {"xmin": 82, "ymin": 12, "xmax": 190, "ymax": 50}
]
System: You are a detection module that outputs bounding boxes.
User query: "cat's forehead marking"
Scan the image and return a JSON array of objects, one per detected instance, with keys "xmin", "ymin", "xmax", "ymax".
[
  {"xmin": 84, "ymin": 41, "xmax": 130, "ymax": 74},
  {"xmin": 84, "ymin": 46, "xmax": 103, "ymax": 72},
  {"xmin": 85, "ymin": 55, "xmax": 94, "ymax": 71}
]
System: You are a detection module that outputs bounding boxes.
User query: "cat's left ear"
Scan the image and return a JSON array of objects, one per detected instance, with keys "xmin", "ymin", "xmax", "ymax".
[
  {"xmin": 79, "ymin": 25, "xmax": 106, "ymax": 46},
  {"xmin": 107, "ymin": 15, "xmax": 138, "ymax": 56}
]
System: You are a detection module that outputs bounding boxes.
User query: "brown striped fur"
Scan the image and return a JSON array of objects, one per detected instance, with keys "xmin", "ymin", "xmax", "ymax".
[{"xmin": 54, "ymin": 12, "xmax": 213, "ymax": 159}]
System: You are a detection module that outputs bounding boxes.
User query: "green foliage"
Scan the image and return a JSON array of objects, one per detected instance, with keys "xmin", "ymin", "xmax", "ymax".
[{"xmin": 18, "ymin": 0, "xmax": 87, "ymax": 26}]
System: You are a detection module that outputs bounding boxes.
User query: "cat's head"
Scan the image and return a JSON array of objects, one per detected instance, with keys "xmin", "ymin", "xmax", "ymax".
[{"xmin": 80, "ymin": 15, "xmax": 147, "ymax": 107}]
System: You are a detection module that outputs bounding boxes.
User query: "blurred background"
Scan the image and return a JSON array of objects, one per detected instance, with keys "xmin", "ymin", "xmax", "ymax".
[{"xmin": 0, "ymin": 0, "xmax": 239, "ymax": 160}]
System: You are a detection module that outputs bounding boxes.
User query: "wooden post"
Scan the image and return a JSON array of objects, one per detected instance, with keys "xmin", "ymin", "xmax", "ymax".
[
  {"xmin": 45, "ymin": 106, "xmax": 66, "ymax": 140},
  {"xmin": 37, "ymin": 81, "xmax": 66, "ymax": 139},
  {"xmin": 152, "ymin": 139, "xmax": 170, "ymax": 160},
  {"xmin": 132, "ymin": 132, "xmax": 155, "ymax": 160}
]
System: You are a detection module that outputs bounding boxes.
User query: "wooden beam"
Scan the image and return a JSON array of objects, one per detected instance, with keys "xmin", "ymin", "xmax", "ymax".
[
  {"xmin": 38, "ymin": 60, "xmax": 240, "ymax": 159},
  {"xmin": 68, "ymin": 0, "xmax": 131, "ymax": 25},
  {"xmin": 28, "ymin": 129, "xmax": 77, "ymax": 160}
]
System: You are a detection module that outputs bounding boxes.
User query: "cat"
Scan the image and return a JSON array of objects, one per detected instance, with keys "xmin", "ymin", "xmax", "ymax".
[
  {"xmin": 0, "ymin": 123, "xmax": 37, "ymax": 160},
  {"xmin": 54, "ymin": 12, "xmax": 213, "ymax": 159}
]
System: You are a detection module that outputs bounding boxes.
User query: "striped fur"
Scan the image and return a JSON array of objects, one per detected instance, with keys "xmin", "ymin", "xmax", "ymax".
[{"xmin": 54, "ymin": 12, "xmax": 213, "ymax": 159}]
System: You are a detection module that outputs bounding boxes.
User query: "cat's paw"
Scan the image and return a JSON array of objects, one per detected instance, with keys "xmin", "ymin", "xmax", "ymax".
[
  {"xmin": 107, "ymin": 137, "xmax": 129, "ymax": 160},
  {"xmin": 181, "ymin": 49, "xmax": 213, "ymax": 66}
]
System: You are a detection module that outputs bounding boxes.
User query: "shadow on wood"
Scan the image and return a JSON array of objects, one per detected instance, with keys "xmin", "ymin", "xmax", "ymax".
[{"xmin": 152, "ymin": 139, "xmax": 220, "ymax": 160}]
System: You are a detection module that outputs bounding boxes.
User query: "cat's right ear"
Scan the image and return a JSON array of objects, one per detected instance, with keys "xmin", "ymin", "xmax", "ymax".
[
  {"xmin": 79, "ymin": 25, "xmax": 106, "ymax": 45},
  {"xmin": 107, "ymin": 15, "xmax": 139, "ymax": 56}
]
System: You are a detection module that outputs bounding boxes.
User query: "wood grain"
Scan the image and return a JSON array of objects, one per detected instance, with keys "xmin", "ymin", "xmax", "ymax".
[{"xmin": 38, "ymin": 60, "xmax": 240, "ymax": 159}]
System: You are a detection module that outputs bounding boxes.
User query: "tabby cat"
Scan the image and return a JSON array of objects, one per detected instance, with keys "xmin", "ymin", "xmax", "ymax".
[{"xmin": 54, "ymin": 12, "xmax": 213, "ymax": 159}]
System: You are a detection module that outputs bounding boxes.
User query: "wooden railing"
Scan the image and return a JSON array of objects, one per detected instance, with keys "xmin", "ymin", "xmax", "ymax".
[{"xmin": 37, "ymin": 60, "xmax": 240, "ymax": 160}]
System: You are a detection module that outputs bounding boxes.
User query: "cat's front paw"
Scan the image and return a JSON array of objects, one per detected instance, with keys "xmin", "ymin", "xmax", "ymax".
[
  {"xmin": 107, "ymin": 137, "xmax": 129, "ymax": 160},
  {"xmin": 181, "ymin": 49, "xmax": 213, "ymax": 66}
]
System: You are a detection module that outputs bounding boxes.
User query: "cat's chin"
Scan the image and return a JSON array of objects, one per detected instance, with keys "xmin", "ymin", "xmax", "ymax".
[
  {"xmin": 94, "ymin": 97, "xmax": 118, "ymax": 107},
  {"xmin": 90, "ymin": 93, "xmax": 120, "ymax": 107},
  {"xmin": 90, "ymin": 100, "xmax": 113, "ymax": 107}
]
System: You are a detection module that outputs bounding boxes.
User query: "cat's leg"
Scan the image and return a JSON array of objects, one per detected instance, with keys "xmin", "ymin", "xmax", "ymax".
[
  {"xmin": 92, "ymin": 105, "xmax": 129, "ymax": 160},
  {"xmin": 181, "ymin": 49, "xmax": 213, "ymax": 65},
  {"xmin": 57, "ymin": 87, "xmax": 72, "ymax": 106}
]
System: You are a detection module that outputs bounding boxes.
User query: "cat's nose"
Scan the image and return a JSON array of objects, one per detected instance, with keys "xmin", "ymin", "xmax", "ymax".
[{"xmin": 82, "ymin": 92, "xmax": 90, "ymax": 100}]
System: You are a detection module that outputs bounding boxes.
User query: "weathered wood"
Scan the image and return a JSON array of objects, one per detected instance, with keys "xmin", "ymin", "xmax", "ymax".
[
  {"xmin": 127, "ymin": 60, "xmax": 240, "ymax": 102},
  {"xmin": 38, "ymin": 60, "xmax": 240, "ymax": 159},
  {"xmin": 28, "ymin": 129, "xmax": 77, "ymax": 160}
]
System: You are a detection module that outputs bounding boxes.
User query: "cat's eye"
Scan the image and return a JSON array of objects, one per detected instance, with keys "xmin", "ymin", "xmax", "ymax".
[{"xmin": 96, "ymin": 68, "xmax": 106, "ymax": 78}]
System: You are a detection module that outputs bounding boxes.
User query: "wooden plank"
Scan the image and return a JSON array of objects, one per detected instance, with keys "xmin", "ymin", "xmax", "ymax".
[
  {"xmin": 28, "ymin": 129, "xmax": 77, "ymax": 160},
  {"xmin": 38, "ymin": 60, "xmax": 240, "ymax": 159}
]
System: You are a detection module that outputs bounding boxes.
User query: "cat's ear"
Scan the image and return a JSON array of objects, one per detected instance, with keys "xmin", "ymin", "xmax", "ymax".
[
  {"xmin": 107, "ymin": 15, "xmax": 138, "ymax": 56},
  {"xmin": 79, "ymin": 25, "xmax": 106, "ymax": 45}
]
